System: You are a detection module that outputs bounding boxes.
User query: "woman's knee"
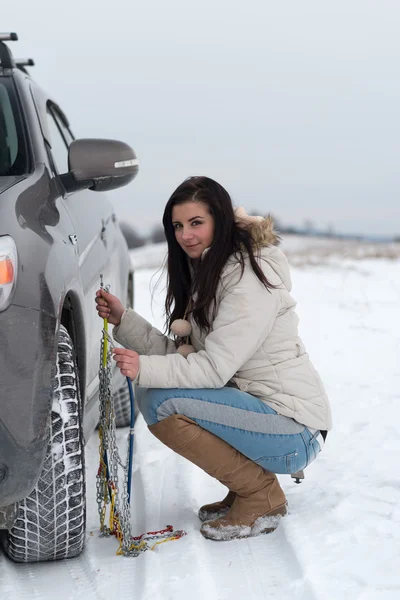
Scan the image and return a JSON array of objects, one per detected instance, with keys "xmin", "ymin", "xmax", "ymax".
[
  {"xmin": 135, "ymin": 387, "xmax": 178, "ymax": 426},
  {"xmin": 134, "ymin": 387, "xmax": 158, "ymax": 425}
]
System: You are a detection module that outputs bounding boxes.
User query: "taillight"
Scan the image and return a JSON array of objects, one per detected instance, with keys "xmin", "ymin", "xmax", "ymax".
[{"xmin": 0, "ymin": 236, "xmax": 17, "ymax": 311}]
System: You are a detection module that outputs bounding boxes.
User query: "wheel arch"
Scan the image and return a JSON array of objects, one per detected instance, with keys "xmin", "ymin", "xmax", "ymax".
[{"xmin": 60, "ymin": 291, "xmax": 87, "ymax": 410}]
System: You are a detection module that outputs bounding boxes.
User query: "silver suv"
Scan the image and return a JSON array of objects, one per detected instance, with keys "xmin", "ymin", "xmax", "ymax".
[{"xmin": 0, "ymin": 32, "xmax": 138, "ymax": 563}]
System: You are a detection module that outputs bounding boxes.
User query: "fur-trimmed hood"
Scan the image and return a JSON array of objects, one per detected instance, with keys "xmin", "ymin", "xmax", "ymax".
[
  {"xmin": 200, "ymin": 207, "xmax": 290, "ymax": 289},
  {"xmin": 233, "ymin": 207, "xmax": 291, "ymax": 290},
  {"xmin": 234, "ymin": 207, "xmax": 280, "ymax": 248}
]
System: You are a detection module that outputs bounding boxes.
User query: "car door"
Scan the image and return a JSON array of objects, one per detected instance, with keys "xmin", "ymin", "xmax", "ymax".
[{"xmin": 44, "ymin": 102, "xmax": 121, "ymax": 400}]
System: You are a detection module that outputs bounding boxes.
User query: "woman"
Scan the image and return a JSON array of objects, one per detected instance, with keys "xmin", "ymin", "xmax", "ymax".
[{"xmin": 95, "ymin": 176, "xmax": 332, "ymax": 541}]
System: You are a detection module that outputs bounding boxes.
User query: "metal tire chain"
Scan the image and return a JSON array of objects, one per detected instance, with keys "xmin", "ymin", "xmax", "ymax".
[
  {"xmin": 96, "ymin": 280, "xmax": 185, "ymax": 556},
  {"xmin": 97, "ymin": 324, "xmax": 141, "ymax": 555}
]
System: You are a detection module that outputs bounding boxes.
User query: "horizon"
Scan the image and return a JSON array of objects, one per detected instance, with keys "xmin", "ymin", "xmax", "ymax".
[{"xmin": 122, "ymin": 217, "xmax": 398, "ymax": 243}]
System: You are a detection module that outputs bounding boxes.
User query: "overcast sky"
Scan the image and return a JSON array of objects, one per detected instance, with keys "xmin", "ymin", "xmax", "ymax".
[{"xmin": 3, "ymin": 1, "xmax": 400, "ymax": 237}]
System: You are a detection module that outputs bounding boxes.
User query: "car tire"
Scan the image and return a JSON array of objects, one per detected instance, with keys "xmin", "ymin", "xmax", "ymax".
[
  {"xmin": 2, "ymin": 325, "xmax": 86, "ymax": 563},
  {"xmin": 113, "ymin": 382, "xmax": 139, "ymax": 428}
]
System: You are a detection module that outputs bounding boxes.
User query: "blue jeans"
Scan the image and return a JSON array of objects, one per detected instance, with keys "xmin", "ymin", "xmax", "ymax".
[{"xmin": 136, "ymin": 386, "xmax": 322, "ymax": 474}]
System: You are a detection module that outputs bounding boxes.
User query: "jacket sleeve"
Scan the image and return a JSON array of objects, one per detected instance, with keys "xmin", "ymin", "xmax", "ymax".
[
  {"xmin": 112, "ymin": 309, "xmax": 177, "ymax": 355},
  {"xmin": 137, "ymin": 263, "xmax": 281, "ymax": 388}
]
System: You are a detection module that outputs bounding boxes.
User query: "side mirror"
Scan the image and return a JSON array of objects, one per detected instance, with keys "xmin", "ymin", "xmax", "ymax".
[{"xmin": 60, "ymin": 138, "xmax": 139, "ymax": 193}]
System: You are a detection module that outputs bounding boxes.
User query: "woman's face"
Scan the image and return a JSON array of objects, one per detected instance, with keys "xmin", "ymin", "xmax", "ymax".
[{"xmin": 172, "ymin": 201, "xmax": 215, "ymax": 259}]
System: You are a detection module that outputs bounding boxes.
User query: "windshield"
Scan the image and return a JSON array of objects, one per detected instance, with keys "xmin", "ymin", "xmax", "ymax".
[{"xmin": 0, "ymin": 78, "xmax": 28, "ymax": 176}]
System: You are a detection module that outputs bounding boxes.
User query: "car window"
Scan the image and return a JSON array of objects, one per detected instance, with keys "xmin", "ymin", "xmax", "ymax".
[
  {"xmin": 46, "ymin": 107, "xmax": 70, "ymax": 174},
  {"xmin": 0, "ymin": 80, "xmax": 27, "ymax": 176}
]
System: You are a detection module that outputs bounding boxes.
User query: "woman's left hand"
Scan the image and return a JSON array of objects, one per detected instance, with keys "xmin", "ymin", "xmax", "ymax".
[{"xmin": 112, "ymin": 348, "xmax": 140, "ymax": 380}]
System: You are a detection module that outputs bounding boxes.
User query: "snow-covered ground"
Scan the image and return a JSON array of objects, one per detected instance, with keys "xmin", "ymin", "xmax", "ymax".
[{"xmin": 1, "ymin": 236, "xmax": 399, "ymax": 599}]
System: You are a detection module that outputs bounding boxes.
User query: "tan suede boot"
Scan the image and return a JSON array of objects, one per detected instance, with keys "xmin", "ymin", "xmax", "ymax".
[
  {"xmin": 198, "ymin": 491, "xmax": 237, "ymax": 522},
  {"xmin": 200, "ymin": 478, "xmax": 287, "ymax": 541},
  {"xmin": 148, "ymin": 414, "xmax": 287, "ymax": 541}
]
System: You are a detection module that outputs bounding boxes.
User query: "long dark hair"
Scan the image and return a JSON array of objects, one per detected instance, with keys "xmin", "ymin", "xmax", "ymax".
[{"xmin": 163, "ymin": 176, "xmax": 276, "ymax": 334}]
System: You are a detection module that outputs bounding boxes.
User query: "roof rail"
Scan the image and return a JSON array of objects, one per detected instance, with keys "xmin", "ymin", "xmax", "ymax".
[
  {"xmin": 15, "ymin": 59, "xmax": 34, "ymax": 67},
  {"xmin": 0, "ymin": 33, "xmax": 18, "ymax": 42},
  {"xmin": 15, "ymin": 58, "xmax": 35, "ymax": 74},
  {"xmin": 0, "ymin": 33, "xmax": 18, "ymax": 69}
]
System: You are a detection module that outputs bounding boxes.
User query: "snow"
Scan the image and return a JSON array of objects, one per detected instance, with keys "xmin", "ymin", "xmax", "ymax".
[{"xmin": 1, "ymin": 236, "xmax": 399, "ymax": 599}]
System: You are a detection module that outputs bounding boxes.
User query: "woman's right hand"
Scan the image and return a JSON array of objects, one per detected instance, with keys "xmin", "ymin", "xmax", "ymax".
[{"xmin": 95, "ymin": 289, "xmax": 125, "ymax": 326}]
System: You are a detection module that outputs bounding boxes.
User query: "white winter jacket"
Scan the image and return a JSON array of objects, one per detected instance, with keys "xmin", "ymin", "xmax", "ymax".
[{"xmin": 113, "ymin": 217, "xmax": 332, "ymax": 431}]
